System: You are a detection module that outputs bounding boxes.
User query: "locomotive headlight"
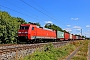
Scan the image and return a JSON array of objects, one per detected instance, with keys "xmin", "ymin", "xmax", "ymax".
[
  {"xmin": 18, "ymin": 32, "xmax": 21, "ymax": 33},
  {"xmin": 25, "ymin": 32, "xmax": 28, "ymax": 33}
]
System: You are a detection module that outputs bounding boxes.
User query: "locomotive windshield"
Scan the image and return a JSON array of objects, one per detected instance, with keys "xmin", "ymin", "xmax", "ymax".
[{"xmin": 20, "ymin": 26, "xmax": 29, "ymax": 29}]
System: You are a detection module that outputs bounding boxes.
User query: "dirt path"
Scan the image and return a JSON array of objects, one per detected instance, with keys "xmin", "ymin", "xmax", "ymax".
[
  {"xmin": 65, "ymin": 45, "xmax": 83, "ymax": 60},
  {"xmin": 87, "ymin": 43, "xmax": 90, "ymax": 60}
]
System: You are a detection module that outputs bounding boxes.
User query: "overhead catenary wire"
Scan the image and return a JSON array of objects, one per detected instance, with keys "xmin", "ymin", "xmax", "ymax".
[
  {"xmin": 4, "ymin": 0, "xmax": 39, "ymax": 17},
  {"xmin": 20, "ymin": 0, "xmax": 66, "ymax": 26},
  {"xmin": 31, "ymin": 0, "xmax": 64, "ymax": 23},
  {"xmin": 0, "ymin": 5, "xmax": 40, "ymax": 21},
  {"xmin": 3, "ymin": 0, "xmax": 66, "ymax": 26},
  {"xmin": 31, "ymin": 0, "xmax": 53, "ymax": 17},
  {"xmin": 21, "ymin": 0, "xmax": 53, "ymax": 19}
]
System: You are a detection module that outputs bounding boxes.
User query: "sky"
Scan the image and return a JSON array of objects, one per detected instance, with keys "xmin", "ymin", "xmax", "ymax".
[{"xmin": 0, "ymin": 0, "xmax": 90, "ymax": 37}]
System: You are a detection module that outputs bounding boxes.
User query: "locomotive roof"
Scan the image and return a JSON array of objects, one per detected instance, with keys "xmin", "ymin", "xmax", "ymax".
[
  {"xmin": 21, "ymin": 24, "xmax": 36, "ymax": 26},
  {"xmin": 21, "ymin": 24, "xmax": 55, "ymax": 31}
]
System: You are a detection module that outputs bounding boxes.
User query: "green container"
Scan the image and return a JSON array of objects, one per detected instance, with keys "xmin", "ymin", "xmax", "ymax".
[{"xmin": 57, "ymin": 31, "xmax": 64, "ymax": 38}]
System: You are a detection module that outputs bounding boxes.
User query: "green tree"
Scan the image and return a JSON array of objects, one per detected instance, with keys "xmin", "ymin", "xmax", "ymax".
[
  {"xmin": 35, "ymin": 22, "xmax": 41, "ymax": 27},
  {"xmin": 44, "ymin": 23, "xmax": 69, "ymax": 33},
  {"xmin": 0, "ymin": 11, "xmax": 26, "ymax": 44},
  {"xmin": 28, "ymin": 22, "xmax": 41, "ymax": 27}
]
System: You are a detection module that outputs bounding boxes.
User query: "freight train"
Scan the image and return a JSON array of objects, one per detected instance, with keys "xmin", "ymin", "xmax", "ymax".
[{"xmin": 18, "ymin": 23, "xmax": 83, "ymax": 43}]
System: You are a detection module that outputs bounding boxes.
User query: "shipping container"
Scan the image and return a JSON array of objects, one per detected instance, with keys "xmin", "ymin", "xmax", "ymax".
[
  {"xmin": 78, "ymin": 36, "xmax": 80, "ymax": 39},
  {"xmin": 76, "ymin": 36, "xmax": 78, "ymax": 39},
  {"xmin": 75, "ymin": 35, "xmax": 81, "ymax": 40},
  {"xmin": 72, "ymin": 34, "xmax": 76, "ymax": 40},
  {"xmin": 70, "ymin": 34, "xmax": 72, "ymax": 40},
  {"xmin": 74, "ymin": 35, "xmax": 76, "ymax": 40},
  {"xmin": 56, "ymin": 31, "xmax": 64, "ymax": 40},
  {"xmin": 64, "ymin": 32, "xmax": 70, "ymax": 40},
  {"xmin": 80, "ymin": 37, "xmax": 82, "ymax": 40}
]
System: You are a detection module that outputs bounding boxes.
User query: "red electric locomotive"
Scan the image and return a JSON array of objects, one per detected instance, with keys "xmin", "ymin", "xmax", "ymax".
[{"xmin": 18, "ymin": 24, "xmax": 56, "ymax": 43}]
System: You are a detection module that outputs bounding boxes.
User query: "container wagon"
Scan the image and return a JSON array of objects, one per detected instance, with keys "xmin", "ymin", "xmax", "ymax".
[
  {"xmin": 64, "ymin": 32, "xmax": 70, "ymax": 40},
  {"xmin": 69, "ymin": 34, "xmax": 73, "ymax": 40},
  {"xmin": 72, "ymin": 34, "xmax": 76, "ymax": 40},
  {"xmin": 56, "ymin": 31, "xmax": 64, "ymax": 40}
]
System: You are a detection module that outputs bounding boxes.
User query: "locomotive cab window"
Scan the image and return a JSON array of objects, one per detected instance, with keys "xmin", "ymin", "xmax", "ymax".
[
  {"xmin": 25, "ymin": 26, "xmax": 29, "ymax": 29},
  {"xmin": 32, "ymin": 27, "xmax": 34, "ymax": 30},
  {"xmin": 20, "ymin": 26, "xmax": 29, "ymax": 29}
]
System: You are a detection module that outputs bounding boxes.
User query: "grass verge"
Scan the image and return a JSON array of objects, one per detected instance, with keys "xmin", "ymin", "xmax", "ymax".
[
  {"xmin": 71, "ymin": 40, "xmax": 89, "ymax": 60},
  {"xmin": 20, "ymin": 40, "xmax": 85, "ymax": 60}
]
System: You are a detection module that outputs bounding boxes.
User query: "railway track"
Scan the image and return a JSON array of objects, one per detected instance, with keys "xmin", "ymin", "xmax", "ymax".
[
  {"xmin": 0, "ymin": 41, "xmax": 68, "ymax": 54},
  {"xmin": 0, "ymin": 41, "xmax": 70, "ymax": 60}
]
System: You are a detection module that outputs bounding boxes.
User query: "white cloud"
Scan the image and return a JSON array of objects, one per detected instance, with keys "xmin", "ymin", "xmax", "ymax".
[
  {"xmin": 73, "ymin": 26, "xmax": 82, "ymax": 31},
  {"xmin": 86, "ymin": 25, "xmax": 90, "ymax": 28},
  {"xmin": 45, "ymin": 21, "xmax": 52, "ymax": 23},
  {"xmin": 73, "ymin": 26, "xmax": 81, "ymax": 29},
  {"xmin": 76, "ymin": 29, "xmax": 81, "ymax": 31},
  {"xmin": 66, "ymin": 25, "xmax": 71, "ymax": 27},
  {"xmin": 71, "ymin": 18, "xmax": 73, "ymax": 20},
  {"xmin": 71, "ymin": 18, "xmax": 79, "ymax": 20},
  {"xmin": 44, "ymin": 21, "xmax": 53, "ymax": 27},
  {"xmin": 65, "ymin": 28, "xmax": 72, "ymax": 32}
]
